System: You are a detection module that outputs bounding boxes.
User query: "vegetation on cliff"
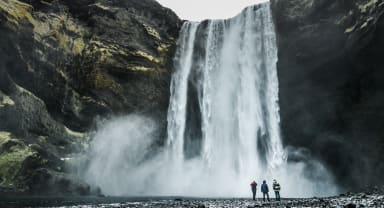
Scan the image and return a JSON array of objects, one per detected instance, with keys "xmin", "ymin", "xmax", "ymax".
[{"xmin": 0, "ymin": 0, "xmax": 181, "ymax": 195}]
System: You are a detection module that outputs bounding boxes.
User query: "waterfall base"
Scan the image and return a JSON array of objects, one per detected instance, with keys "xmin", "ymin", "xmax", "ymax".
[
  {"xmin": 81, "ymin": 115, "xmax": 337, "ymax": 197},
  {"xmin": 80, "ymin": 2, "xmax": 338, "ymax": 198}
]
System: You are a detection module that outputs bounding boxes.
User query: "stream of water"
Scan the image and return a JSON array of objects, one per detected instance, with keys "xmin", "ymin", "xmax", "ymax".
[{"xmin": 82, "ymin": 2, "xmax": 337, "ymax": 198}]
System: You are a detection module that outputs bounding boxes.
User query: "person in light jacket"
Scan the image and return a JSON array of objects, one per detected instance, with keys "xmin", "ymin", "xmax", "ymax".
[{"xmin": 273, "ymin": 179, "xmax": 281, "ymax": 201}]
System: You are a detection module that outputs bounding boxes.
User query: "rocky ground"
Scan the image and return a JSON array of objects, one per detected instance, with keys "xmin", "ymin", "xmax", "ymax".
[{"xmin": 0, "ymin": 191, "xmax": 383, "ymax": 207}]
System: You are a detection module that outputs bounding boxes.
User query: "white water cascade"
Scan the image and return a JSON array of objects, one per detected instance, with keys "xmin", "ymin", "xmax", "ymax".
[
  {"xmin": 82, "ymin": 2, "xmax": 338, "ymax": 198},
  {"xmin": 167, "ymin": 2, "xmax": 285, "ymax": 192}
]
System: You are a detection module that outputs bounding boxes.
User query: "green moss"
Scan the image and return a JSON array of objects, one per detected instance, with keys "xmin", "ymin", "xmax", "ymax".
[
  {"xmin": 0, "ymin": 95, "xmax": 15, "ymax": 108},
  {"xmin": 129, "ymin": 66, "xmax": 156, "ymax": 72},
  {"xmin": 32, "ymin": 12, "xmax": 88, "ymax": 55},
  {"xmin": 72, "ymin": 38, "xmax": 85, "ymax": 55},
  {"xmin": 88, "ymin": 40, "xmax": 129, "ymax": 64},
  {"xmin": 345, "ymin": 24, "xmax": 356, "ymax": 33},
  {"xmin": 0, "ymin": 132, "xmax": 12, "ymax": 143},
  {"xmin": 157, "ymin": 43, "xmax": 172, "ymax": 65},
  {"xmin": 91, "ymin": 2, "xmax": 118, "ymax": 11},
  {"xmin": 94, "ymin": 72, "xmax": 123, "ymax": 95},
  {"xmin": 143, "ymin": 24, "xmax": 161, "ymax": 40},
  {"xmin": 133, "ymin": 50, "xmax": 161, "ymax": 64},
  {"xmin": 0, "ymin": 132, "xmax": 35, "ymax": 189},
  {"xmin": 358, "ymin": 0, "xmax": 378, "ymax": 13},
  {"xmin": 360, "ymin": 21, "xmax": 368, "ymax": 29},
  {"xmin": 0, "ymin": 0, "xmax": 35, "ymax": 26}
]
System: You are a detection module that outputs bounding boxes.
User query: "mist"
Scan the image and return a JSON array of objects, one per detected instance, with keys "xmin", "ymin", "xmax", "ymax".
[
  {"xmin": 79, "ymin": 2, "xmax": 339, "ymax": 198},
  {"xmin": 79, "ymin": 114, "xmax": 338, "ymax": 197},
  {"xmin": 82, "ymin": 115, "xmax": 160, "ymax": 195}
]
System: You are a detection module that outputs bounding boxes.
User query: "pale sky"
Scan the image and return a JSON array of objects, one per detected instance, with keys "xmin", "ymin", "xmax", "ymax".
[{"xmin": 155, "ymin": 0, "xmax": 269, "ymax": 21}]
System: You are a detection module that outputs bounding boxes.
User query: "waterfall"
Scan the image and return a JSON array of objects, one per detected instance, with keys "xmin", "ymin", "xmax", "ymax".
[
  {"xmin": 167, "ymin": 22, "xmax": 199, "ymax": 164},
  {"xmin": 167, "ymin": 2, "xmax": 285, "ymax": 187},
  {"xmin": 82, "ymin": 2, "xmax": 337, "ymax": 198}
]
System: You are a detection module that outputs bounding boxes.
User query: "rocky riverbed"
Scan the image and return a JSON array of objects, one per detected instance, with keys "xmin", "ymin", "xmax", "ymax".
[{"xmin": 1, "ymin": 192, "xmax": 383, "ymax": 208}]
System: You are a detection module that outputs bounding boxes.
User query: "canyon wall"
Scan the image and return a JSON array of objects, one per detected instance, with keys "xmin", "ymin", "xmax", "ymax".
[
  {"xmin": 271, "ymin": 0, "xmax": 384, "ymax": 190},
  {"xmin": 0, "ymin": 0, "xmax": 181, "ymax": 195}
]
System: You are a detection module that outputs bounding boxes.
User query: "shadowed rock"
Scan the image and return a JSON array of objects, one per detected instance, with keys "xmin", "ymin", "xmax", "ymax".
[
  {"xmin": 271, "ymin": 0, "xmax": 384, "ymax": 190},
  {"xmin": 0, "ymin": 0, "xmax": 181, "ymax": 195}
]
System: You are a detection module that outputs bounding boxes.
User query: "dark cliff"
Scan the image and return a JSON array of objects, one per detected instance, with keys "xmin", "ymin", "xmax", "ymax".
[
  {"xmin": 0, "ymin": 0, "xmax": 181, "ymax": 195},
  {"xmin": 1, "ymin": 0, "xmax": 384, "ymax": 196},
  {"xmin": 271, "ymin": 0, "xmax": 384, "ymax": 190}
]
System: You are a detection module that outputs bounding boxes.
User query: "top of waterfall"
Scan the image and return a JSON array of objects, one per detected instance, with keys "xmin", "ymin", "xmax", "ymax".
[{"xmin": 155, "ymin": 0, "xmax": 269, "ymax": 21}]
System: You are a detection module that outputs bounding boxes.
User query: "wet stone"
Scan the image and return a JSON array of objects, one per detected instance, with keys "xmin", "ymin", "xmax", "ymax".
[{"xmin": 0, "ymin": 192, "xmax": 383, "ymax": 207}]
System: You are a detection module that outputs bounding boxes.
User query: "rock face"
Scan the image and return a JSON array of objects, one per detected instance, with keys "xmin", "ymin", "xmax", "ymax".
[
  {"xmin": 0, "ymin": 0, "xmax": 181, "ymax": 195},
  {"xmin": 1, "ymin": 0, "xmax": 383, "ymax": 196},
  {"xmin": 271, "ymin": 0, "xmax": 384, "ymax": 190}
]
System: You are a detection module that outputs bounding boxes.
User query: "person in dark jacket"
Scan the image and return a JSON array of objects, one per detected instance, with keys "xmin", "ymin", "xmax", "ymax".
[
  {"xmin": 250, "ymin": 181, "xmax": 257, "ymax": 200},
  {"xmin": 261, "ymin": 180, "xmax": 270, "ymax": 202},
  {"xmin": 273, "ymin": 179, "xmax": 281, "ymax": 201}
]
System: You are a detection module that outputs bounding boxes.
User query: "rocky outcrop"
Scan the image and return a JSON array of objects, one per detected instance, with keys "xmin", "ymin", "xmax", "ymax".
[
  {"xmin": 0, "ymin": 0, "xmax": 181, "ymax": 195},
  {"xmin": 271, "ymin": 0, "xmax": 384, "ymax": 190}
]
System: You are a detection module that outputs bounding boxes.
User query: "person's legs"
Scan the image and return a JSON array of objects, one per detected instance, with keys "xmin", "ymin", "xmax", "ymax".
[
  {"xmin": 267, "ymin": 193, "xmax": 270, "ymax": 201},
  {"xmin": 263, "ymin": 193, "xmax": 266, "ymax": 202},
  {"xmin": 277, "ymin": 191, "xmax": 280, "ymax": 201},
  {"xmin": 252, "ymin": 191, "xmax": 255, "ymax": 200}
]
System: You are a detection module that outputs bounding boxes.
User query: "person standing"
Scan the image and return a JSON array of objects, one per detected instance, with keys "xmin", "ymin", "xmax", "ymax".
[
  {"xmin": 261, "ymin": 180, "xmax": 270, "ymax": 202},
  {"xmin": 273, "ymin": 179, "xmax": 281, "ymax": 201},
  {"xmin": 250, "ymin": 181, "xmax": 257, "ymax": 200}
]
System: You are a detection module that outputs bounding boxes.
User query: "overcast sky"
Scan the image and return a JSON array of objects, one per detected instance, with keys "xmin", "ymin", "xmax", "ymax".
[{"xmin": 156, "ymin": 0, "xmax": 269, "ymax": 21}]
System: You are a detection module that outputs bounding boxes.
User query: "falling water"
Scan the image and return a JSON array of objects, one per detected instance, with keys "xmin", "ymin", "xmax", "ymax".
[
  {"xmin": 82, "ymin": 2, "xmax": 338, "ymax": 197},
  {"xmin": 167, "ymin": 22, "xmax": 199, "ymax": 164},
  {"xmin": 167, "ymin": 2, "xmax": 285, "ymax": 189}
]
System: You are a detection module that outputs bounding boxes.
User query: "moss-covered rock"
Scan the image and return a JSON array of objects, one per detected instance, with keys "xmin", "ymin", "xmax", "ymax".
[
  {"xmin": 0, "ymin": 132, "xmax": 34, "ymax": 191},
  {"xmin": 0, "ymin": 0, "xmax": 181, "ymax": 195}
]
